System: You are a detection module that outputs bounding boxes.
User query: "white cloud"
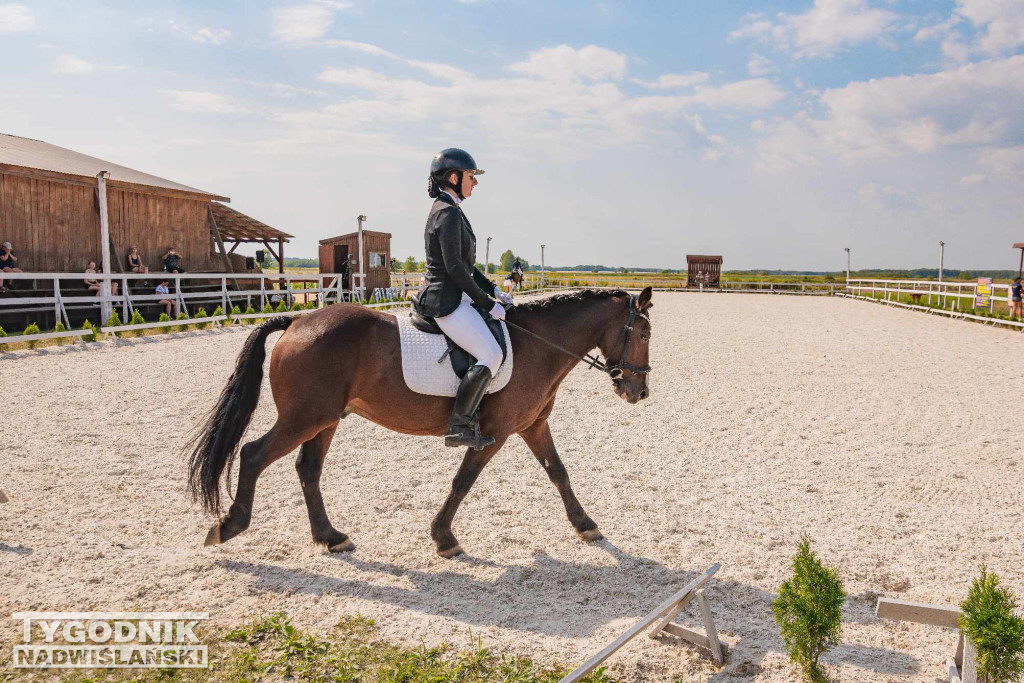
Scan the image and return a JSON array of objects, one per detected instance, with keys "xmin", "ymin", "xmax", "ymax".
[
  {"xmin": 249, "ymin": 81, "xmax": 326, "ymax": 97},
  {"xmin": 192, "ymin": 27, "xmax": 232, "ymax": 45},
  {"xmin": 0, "ymin": 3, "xmax": 33, "ymax": 33},
  {"xmin": 979, "ymin": 145, "xmax": 1024, "ymax": 174},
  {"xmin": 634, "ymin": 72, "xmax": 709, "ymax": 89},
  {"xmin": 273, "ymin": 1, "xmax": 351, "ymax": 44},
  {"xmin": 690, "ymin": 79, "xmax": 786, "ymax": 108},
  {"xmin": 747, "ymin": 53, "xmax": 776, "ymax": 76},
  {"xmin": 731, "ymin": 0, "xmax": 898, "ymax": 58},
  {"xmin": 957, "ymin": 0, "xmax": 1024, "ymax": 55},
  {"xmin": 755, "ymin": 54, "xmax": 1024, "ymax": 170},
  {"xmin": 961, "ymin": 173, "xmax": 987, "ymax": 185},
  {"xmin": 52, "ymin": 54, "xmax": 94, "ymax": 74},
  {"xmin": 163, "ymin": 90, "xmax": 246, "ymax": 114},
  {"xmin": 325, "ymin": 39, "xmax": 399, "ymax": 58},
  {"xmin": 858, "ymin": 182, "xmax": 917, "ymax": 210},
  {"xmin": 507, "ymin": 45, "xmax": 628, "ymax": 82}
]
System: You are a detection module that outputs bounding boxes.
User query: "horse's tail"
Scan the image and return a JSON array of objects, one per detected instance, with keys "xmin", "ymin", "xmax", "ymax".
[{"xmin": 187, "ymin": 317, "xmax": 293, "ymax": 514}]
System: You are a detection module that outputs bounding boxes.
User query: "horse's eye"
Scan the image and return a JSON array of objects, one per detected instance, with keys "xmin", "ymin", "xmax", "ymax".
[{"xmin": 640, "ymin": 334, "xmax": 649, "ymax": 342}]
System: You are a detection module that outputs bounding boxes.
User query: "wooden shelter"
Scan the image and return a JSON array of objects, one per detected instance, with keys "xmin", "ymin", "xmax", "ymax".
[
  {"xmin": 319, "ymin": 230, "xmax": 392, "ymax": 293},
  {"xmin": 0, "ymin": 133, "xmax": 290, "ymax": 275},
  {"xmin": 1014, "ymin": 242, "xmax": 1024, "ymax": 278},
  {"xmin": 686, "ymin": 255, "xmax": 722, "ymax": 288}
]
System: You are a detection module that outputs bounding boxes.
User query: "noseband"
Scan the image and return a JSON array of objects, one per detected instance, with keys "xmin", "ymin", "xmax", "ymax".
[{"xmin": 502, "ymin": 294, "xmax": 652, "ymax": 379}]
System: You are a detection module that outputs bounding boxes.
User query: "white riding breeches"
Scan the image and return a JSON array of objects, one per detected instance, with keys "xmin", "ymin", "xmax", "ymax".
[{"xmin": 434, "ymin": 293, "xmax": 504, "ymax": 374}]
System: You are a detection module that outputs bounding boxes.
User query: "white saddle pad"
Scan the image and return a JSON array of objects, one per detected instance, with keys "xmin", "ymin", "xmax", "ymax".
[{"xmin": 394, "ymin": 313, "xmax": 514, "ymax": 397}]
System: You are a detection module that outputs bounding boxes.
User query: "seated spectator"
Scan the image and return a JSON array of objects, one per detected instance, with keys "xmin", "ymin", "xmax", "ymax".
[
  {"xmin": 163, "ymin": 247, "xmax": 185, "ymax": 273},
  {"xmin": 0, "ymin": 240, "xmax": 23, "ymax": 292},
  {"xmin": 155, "ymin": 279, "xmax": 175, "ymax": 316},
  {"xmin": 127, "ymin": 246, "xmax": 148, "ymax": 274},
  {"xmin": 84, "ymin": 260, "xmax": 119, "ymax": 296}
]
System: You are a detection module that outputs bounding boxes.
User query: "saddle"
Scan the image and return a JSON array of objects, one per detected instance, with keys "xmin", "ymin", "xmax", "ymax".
[{"xmin": 409, "ymin": 294, "xmax": 507, "ymax": 379}]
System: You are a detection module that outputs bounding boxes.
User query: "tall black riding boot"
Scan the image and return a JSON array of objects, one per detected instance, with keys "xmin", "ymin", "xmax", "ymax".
[{"xmin": 445, "ymin": 364, "xmax": 495, "ymax": 450}]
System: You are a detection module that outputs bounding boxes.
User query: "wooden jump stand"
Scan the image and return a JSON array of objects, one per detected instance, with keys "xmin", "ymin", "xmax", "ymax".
[
  {"xmin": 876, "ymin": 597, "xmax": 975, "ymax": 683},
  {"xmin": 560, "ymin": 564, "xmax": 725, "ymax": 683}
]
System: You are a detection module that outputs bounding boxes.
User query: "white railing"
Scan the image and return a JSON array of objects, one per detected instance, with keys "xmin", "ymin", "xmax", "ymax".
[
  {"xmin": 0, "ymin": 271, "xmax": 411, "ymax": 345},
  {"xmin": 845, "ymin": 278, "xmax": 1014, "ymax": 312}
]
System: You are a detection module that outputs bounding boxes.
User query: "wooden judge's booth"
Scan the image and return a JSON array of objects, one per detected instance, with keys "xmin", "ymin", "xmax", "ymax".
[
  {"xmin": 319, "ymin": 230, "xmax": 392, "ymax": 294},
  {"xmin": 686, "ymin": 255, "xmax": 722, "ymax": 288}
]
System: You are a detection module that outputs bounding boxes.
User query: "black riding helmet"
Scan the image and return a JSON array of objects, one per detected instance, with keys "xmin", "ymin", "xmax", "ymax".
[{"xmin": 428, "ymin": 148, "xmax": 484, "ymax": 199}]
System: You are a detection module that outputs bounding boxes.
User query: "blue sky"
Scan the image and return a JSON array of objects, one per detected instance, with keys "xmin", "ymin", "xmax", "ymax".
[{"xmin": 1, "ymin": 0, "xmax": 1022, "ymax": 270}]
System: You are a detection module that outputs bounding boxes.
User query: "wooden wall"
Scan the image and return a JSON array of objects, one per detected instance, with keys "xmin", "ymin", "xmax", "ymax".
[{"xmin": 0, "ymin": 170, "xmax": 216, "ymax": 273}]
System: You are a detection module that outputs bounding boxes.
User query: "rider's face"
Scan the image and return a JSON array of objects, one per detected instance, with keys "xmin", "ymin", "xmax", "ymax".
[{"xmin": 451, "ymin": 171, "xmax": 478, "ymax": 199}]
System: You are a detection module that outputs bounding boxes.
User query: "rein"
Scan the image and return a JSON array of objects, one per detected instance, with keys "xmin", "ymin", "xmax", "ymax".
[{"xmin": 503, "ymin": 295, "xmax": 651, "ymax": 380}]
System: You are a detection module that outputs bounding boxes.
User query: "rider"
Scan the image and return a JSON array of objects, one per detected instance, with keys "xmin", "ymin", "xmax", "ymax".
[{"xmin": 416, "ymin": 148, "xmax": 512, "ymax": 450}]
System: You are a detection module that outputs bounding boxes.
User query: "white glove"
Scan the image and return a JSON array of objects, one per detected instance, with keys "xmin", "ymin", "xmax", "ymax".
[
  {"xmin": 497, "ymin": 291, "xmax": 513, "ymax": 305},
  {"xmin": 488, "ymin": 302, "xmax": 506, "ymax": 320}
]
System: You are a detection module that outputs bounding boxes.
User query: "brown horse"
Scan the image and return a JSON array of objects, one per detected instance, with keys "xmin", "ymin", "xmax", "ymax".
[{"xmin": 187, "ymin": 287, "xmax": 653, "ymax": 558}]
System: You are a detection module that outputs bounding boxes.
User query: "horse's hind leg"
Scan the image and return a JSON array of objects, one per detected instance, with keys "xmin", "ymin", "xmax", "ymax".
[
  {"xmin": 295, "ymin": 422, "xmax": 353, "ymax": 552},
  {"xmin": 519, "ymin": 419, "xmax": 602, "ymax": 542},
  {"xmin": 205, "ymin": 422, "xmax": 309, "ymax": 546}
]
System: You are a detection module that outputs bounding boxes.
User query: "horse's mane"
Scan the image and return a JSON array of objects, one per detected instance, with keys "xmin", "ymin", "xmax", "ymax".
[{"xmin": 511, "ymin": 288, "xmax": 629, "ymax": 313}]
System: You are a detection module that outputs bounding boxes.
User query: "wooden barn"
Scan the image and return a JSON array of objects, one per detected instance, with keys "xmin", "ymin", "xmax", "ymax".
[
  {"xmin": 686, "ymin": 254, "xmax": 722, "ymax": 287},
  {"xmin": 0, "ymin": 133, "xmax": 290, "ymax": 275},
  {"xmin": 319, "ymin": 230, "xmax": 392, "ymax": 293}
]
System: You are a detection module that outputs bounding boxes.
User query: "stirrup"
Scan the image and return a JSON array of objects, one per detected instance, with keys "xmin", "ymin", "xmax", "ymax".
[{"xmin": 444, "ymin": 420, "xmax": 495, "ymax": 450}]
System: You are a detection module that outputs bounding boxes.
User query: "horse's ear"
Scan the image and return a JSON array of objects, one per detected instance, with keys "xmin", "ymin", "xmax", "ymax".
[{"xmin": 636, "ymin": 286, "xmax": 653, "ymax": 311}]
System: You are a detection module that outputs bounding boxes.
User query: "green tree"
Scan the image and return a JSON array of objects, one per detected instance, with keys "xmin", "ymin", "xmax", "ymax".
[
  {"xmin": 773, "ymin": 536, "xmax": 846, "ymax": 682},
  {"xmin": 500, "ymin": 250, "xmax": 516, "ymax": 272},
  {"xmin": 961, "ymin": 566, "xmax": 1024, "ymax": 683},
  {"xmin": 402, "ymin": 256, "xmax": 418, "ymax": 271}
]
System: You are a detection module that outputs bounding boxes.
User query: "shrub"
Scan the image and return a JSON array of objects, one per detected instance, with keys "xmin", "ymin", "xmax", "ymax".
[
  {"xmin": 105, "ymin": 310, "xmax": 122, "ymax": 328},
  {"xmin": 23, "ymin": 323, "xmax": 41, "ymax": 349},
  {"xmin": 305, "ymin": 300, "xmax": 317, "ymax": 310},
  {"xmin": 230, "ymin": 305, "xmax": 242, "ymax": 321},
  {"xmin": 129, "ymin": 309, "xmax": 145, "ymax": 336},
  {"xmin": 175, "ymin": 311, "xmax": 189, "ymax": 332},
  {"xmin": 772, "ymin": 536, "xmax": 846, "ymax": 682},
  {"xmin": 244, "ymin": 305, "xmax": 256, "ymax": 315},
  {"xmin": 290, "ymin": 300, "xmax": 304, "ymax": 311},
  {"xmin": 212, "ymin": 306, "xmax": 225, "ymax": 326},
  {"xmin": 81, "ymin": 320, "xmax": 96, "ymax": 342},
  {"xmin": 195, "ymin": 308, "xmax": 209, "ymax": 329},
  {"xmin": 960, "ymin": 566, "xmax": 1024, "ymax": 683},
  {"xmin": 0, "ymin": 325, "xmax": 6, "ymax": 338},
  {"xmin": 158, "ymin": 312, "xmax": 171, "ymax": 332},
  {"xmin": 53, "ymin": 321, "xmax": 66, "ymax": 345},
  {"xmin": 275, "ymin": 298, "xmax": 289, "ymax": 313}
]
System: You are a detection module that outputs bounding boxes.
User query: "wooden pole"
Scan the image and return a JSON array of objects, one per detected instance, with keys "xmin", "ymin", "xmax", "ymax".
[
  {"xmin": 560, "ymin": 564, "xmax": 720, "ymax": 683},
  {"xmin": 96, "ymin": 171, "xmax": 112, "ymax": 323},
  {"xmin": 208, "ymin": 205, "xmax": 238, "ymax": 291}
]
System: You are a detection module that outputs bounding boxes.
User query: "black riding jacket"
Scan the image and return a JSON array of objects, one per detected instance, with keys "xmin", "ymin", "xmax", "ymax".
[{"xmin": 415, "ymin": 192, "xmax": 494, "ymax": 317}]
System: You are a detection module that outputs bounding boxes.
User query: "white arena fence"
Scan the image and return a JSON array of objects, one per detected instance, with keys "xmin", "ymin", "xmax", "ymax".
[{"xmin": 0, "ymin": 271, "xmax": 412, "ymax": 346}]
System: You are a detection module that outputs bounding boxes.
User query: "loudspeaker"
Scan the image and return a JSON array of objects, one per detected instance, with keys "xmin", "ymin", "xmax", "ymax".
[
  {"xmin": 245, "ymin": 256, "xmax": 255, "ymax": 270},
  {"xmin": 256, "ymin": 250, "xmax": 265, "ymax": 263}
]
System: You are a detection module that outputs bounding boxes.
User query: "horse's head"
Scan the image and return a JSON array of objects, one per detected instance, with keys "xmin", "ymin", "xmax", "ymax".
[
  {"xmin": 599, "ymin": 286, "xmax": 653, "ymax": 404},
  {"xmin": 511, "ymin": 269, "xmax": 523, "ymax": 285}
]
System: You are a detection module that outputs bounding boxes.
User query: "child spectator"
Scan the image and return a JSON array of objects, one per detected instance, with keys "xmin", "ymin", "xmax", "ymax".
[
  {"xmin": 84, "ymin": 260, "xmax": 119, "ymax": 296},
  {"xmin": 127, "ymin": 246, "xmax": 148, "ymax": 273},
  {"xmin": 156, "ymin": 279, "xmax": 175, "ymax": 316},
  {"xmin": 162, "ymin": 247, "xmax": 185, "ymax": 273},
  {"xmin": 0, "ymin": 241, "xmax": 23, "ymax": 292},
  {"xmin": 1010, "ymin": 277, "xmax": 1022, "ymax": 320}
]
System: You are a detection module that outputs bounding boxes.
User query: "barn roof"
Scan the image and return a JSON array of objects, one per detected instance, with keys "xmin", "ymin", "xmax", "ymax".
[
  {"xmin": 211, "ymin": 202, "xmax": 292, "ymax": 242},
  {"xmin": 320, "ymin": 230, "xmax": 392, "ymax": 245},
  {"xmin": 0, "ymin": 133, "xmax": 229, "ymax": 201},
  {"xmin": 686, "ymin": 254, "xmax": 723, "ymax": 264}
]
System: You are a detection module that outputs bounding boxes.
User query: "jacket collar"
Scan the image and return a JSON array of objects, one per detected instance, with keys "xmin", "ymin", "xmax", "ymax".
[{"xmin": 435, "ymin": 191, "xmax": 458, "ymax": 206}]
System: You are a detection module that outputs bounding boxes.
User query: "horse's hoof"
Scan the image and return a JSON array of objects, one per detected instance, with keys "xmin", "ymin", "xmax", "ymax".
[
  {"xmin": 203, "ymin": 524, "xmax": 222, "ymax": 547},
  {"xmin": 437, "ymin": 544, "xmax": 464, "ymax": 559},
  {"xmin": 578, "ymin": 528, "xmax": 604, "ymax": 542},
  {"xmin": 328, "ymin": 539, "xmax": 355, "ymax": 553}
]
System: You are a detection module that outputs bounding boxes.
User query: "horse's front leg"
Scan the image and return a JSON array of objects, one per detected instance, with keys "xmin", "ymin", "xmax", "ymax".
[
  {"xmin": 431, "ymin": 439, "xmax": 505, "ymax": 558},
  {"xmin": 519, "ymin": 419, "xmax": 602, "ymax": 542}
]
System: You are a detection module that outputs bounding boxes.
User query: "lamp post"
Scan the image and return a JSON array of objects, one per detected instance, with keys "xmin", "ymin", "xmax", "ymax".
[
  {"xmin": 938, "ymin": 240, "xmax": 945, "ymax": 307},
  {"xmin": 541, "ymin": 244, "xmax": 546, "ymax": 286},
  {"xmin": 96, "ymin": 171, "xmax": 112, "ymax": 324},
  {"xmin": 485, "ymin": 237, "xmax": 491, "ymax": 278},
  {"xmin": 356, "ymin": 214, "xmax": 366, "ymax": 300},
  {"xmin": 844, "ymin": 247, "xmax": 850, "ymax": 284}
]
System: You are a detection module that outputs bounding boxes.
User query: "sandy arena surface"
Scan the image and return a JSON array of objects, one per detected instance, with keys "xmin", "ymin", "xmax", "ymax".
[{"xmin": 1, "ymin": 293, "xmax": 1023, "ymax": 681}]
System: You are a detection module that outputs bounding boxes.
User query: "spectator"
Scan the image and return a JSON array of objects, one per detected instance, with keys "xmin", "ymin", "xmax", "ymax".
[
  {"xmin": 127, "ymin": 246, "xmax": 148, "ymax": 274},
  {"xmin": 1010, "ymin": 277, "xmax": 1022, "ymax": 320},
  {"xmin": 0, "ymin": 241, "xmax": 23, "ymax": 292},
  {"xmin": 162, "ymin": 247, "xmax": 185, "ymax": 273},
  {"xmin": 84, "ymin": 260, "xmax": 119, "ymax": 296},
  {"xmin": 155, "ymin": 278, "xmax": 175, "ymax": 316}
]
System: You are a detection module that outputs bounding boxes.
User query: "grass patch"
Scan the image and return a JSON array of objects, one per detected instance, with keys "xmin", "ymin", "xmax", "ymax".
[{"xmin": 27, "ymin": 612, "xmax": 612, "ymax": 683}]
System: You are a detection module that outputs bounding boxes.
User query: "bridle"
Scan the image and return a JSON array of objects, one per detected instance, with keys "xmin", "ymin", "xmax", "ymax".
[{"xmin": 502, "ymin": 294, "xmax": 652, "ymax": 380}]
